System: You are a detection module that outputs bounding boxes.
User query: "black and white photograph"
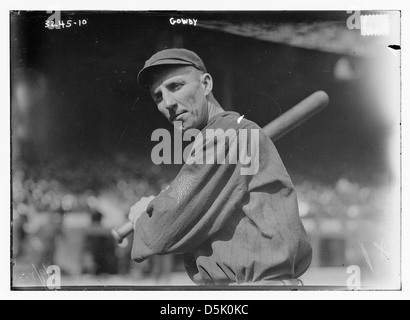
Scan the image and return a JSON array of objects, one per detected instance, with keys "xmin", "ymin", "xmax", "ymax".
[{"xmin": 7, "ymin": 7, "xmax": 404, "ymax": 296}]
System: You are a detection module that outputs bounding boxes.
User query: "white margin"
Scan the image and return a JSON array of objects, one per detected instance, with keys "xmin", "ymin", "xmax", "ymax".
[{"xmin": 1, "ymin": 0, "xmax": 409, "ymax": 301}]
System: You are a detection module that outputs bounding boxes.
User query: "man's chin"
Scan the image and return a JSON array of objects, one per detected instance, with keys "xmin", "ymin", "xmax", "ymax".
[
  {"xmin": 173, "ymin": 121, "xmax": 184, "ymax": 132},
  {"xmin": 181, "ymin": 122, "xmax": 198, "ymax": 133},
  {"xmin": 180, "ymin": 124, "xmax": 190, "ymax": 134},
  {"xmin": 173, "ymin": 119, "xmax": 200, "ymax": 133}
]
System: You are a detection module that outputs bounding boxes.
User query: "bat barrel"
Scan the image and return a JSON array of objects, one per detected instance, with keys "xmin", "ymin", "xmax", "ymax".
[{"xmin": 263, "ymin": 91, "xmax": 329, "ymax": 142}]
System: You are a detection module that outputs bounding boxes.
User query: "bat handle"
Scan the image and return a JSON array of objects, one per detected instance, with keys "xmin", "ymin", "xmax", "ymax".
[{"xmin": 111, "ymin": 221, "xmax": 134, "ymax": 245}]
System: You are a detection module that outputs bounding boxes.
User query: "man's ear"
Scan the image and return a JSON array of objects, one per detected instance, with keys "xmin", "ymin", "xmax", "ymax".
[{"xmin": 201, "ymin": 73, "xmax": 213, "ymax": 96}]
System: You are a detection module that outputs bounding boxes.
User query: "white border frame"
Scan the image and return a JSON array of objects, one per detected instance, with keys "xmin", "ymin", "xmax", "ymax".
[{"xmin": 1, "ymin": 0, "xmax": 408, "ymax": 300}]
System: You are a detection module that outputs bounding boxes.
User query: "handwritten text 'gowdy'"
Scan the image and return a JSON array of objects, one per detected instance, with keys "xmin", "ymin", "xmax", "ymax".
[{"xmin": 170, "ymin": 18, "xmax": 198, "ymax": 27}]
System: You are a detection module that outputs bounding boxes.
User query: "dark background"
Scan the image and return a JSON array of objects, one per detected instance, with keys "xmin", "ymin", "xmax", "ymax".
[{"xmin": 11, "ymin": 11, "xmax": 391, "ymax": 185}]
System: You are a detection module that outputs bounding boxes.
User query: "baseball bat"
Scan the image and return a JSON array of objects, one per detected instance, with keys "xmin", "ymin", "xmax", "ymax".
[
  {"xmin": 111, "ymin": 90, "xmax": 329, "ymax": 245},
  {"xmin": 112, "ymin": 221, "xmax": 135, "ymax": 246},
  {"xmin": 263, "ymin": 90, "xmax": 329, "ymax": 142}
]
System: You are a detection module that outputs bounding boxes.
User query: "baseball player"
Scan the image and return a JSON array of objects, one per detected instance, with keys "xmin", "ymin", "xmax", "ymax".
[{"xmin": 129, "ymin": 48, "xmax": 312, "ymax": 285}]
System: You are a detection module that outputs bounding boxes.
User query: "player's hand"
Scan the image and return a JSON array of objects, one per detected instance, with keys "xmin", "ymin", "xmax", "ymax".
[{"xmin": 128, "ymin": 195, "xmax": 155, "ymax": 225}]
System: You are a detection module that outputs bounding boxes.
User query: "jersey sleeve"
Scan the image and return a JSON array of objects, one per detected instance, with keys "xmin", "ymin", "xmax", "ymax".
[{"xmin": 131, "ymin": 124, "xmax": 255, "ymax": 263}]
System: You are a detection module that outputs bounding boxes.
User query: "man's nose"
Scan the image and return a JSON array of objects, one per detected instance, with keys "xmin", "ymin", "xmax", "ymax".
[{"xmin": 163, "ymin": 92, "xmax": 177, "ymax": 110}]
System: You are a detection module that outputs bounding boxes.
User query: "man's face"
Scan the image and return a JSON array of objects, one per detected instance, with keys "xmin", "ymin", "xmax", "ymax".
[{"xmin": 149, "ymin": 66, "xmax": 209, "ymax": 132}]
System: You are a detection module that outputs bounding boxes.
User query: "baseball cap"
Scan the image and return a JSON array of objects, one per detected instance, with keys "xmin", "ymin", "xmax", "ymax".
[{"xmin": 137, "ymin": 48, "xmax": 207, "ymax": 89}]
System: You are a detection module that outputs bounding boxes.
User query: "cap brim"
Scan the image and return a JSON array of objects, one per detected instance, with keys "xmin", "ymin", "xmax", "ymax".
[{"xmin": 137, "ymin": 60, "xmax": 194, "ymax": 90}]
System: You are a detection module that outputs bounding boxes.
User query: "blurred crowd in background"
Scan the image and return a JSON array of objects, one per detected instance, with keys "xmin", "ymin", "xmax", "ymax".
[
  {"xmin": 12, "ymin": 156, "xmax": 182, "ymax": 284},
  {"xmin": 12, "ymin": 154, "xmax": 391, "ymax": 286}
]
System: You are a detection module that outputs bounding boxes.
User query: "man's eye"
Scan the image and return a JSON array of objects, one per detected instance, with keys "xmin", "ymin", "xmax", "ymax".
[{"xmin": 171, "ymin": 84, "xmax": 184, "ymax": 91}]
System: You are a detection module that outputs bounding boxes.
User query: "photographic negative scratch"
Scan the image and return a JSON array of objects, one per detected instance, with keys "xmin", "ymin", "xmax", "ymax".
[
  {"xmin": 132, "ymin": 97, "xmax": 141, "ymax": 111},
  {"xmin": 117, "ymin": 125, "xmax": 129, "ymax": 145},
  {"xmin": 254, "ymin": 90, "xmax": 283, "ymax": 115},
  {"xmin": 373, "ymin": 240, "xmax": 391, "ymax": 261},
  {"xmin": 359, "ymin": 242, "xmax": 374, "ymax": 272},
  {"xmin": 250, "ymin": 80, "xmax": 282, "ymax": 115},
  {"xmin": 31, "ymin": 264, "xmax": 47, "ymax": 288}
]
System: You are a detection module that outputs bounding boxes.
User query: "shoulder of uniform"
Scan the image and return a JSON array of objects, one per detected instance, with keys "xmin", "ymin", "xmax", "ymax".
[{"xmin": 213, "ymin": 112, "xmax": 262, "ymax": 131}]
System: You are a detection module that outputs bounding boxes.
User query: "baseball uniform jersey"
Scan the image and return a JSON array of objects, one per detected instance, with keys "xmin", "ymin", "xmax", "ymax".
[{"xmin": 131, "ymin": 111, "xmax": 312, "ymax": 285}]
